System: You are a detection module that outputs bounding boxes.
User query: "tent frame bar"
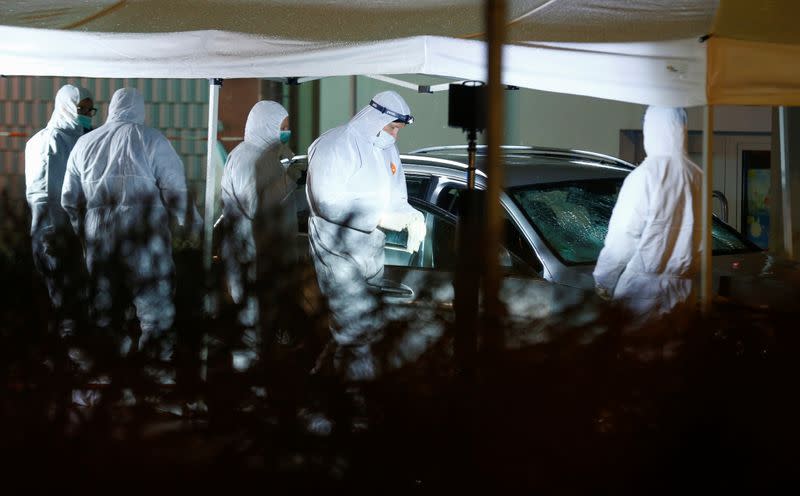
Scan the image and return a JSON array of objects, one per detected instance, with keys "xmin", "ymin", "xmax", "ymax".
[
  {"xmin": 700, "ymin": 105, "xmax": 714, "ymax": 313},
  {"xmin": 266, "ymin": 74, "xmax": 471, "ymax": 94},
  {"xmin": 482, "ymin": 0, "xmax": 506, "ymax": 347},
  {"xmin": 364, "ymin": 74, "xmax": 464, "ymax": 93},
  {"xmin": 779, "ymin": 106, "xmax": 793, "ymax": 259},
  {"xmin": 203, "ymin": 78, "xmax": 222, "ymax": 272}
]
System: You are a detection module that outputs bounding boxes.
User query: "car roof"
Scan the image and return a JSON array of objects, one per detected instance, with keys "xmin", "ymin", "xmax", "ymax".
[
  {"xmin": 289, "ymin": 145, "xmax": 634, "ymax": 189},
  {"xmin": 405, "ymin": 145, "xmax": 633, "ymax": 188}
]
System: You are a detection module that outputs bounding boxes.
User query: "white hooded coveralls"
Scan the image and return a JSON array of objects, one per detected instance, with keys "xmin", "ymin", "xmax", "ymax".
[
  {"xmin": 306, "ymin": 90, "xmax": 419, "ymax": 356},
  {"xmin": 61, "ymin": 87, "xmax": 194, "ymax": 334},
  {"xmin": 220, "ymin": 100, "xmax": 296, "ymax": 326},
  {"xmin": 593, "ymin": 106, "xmax": 703, "ymax": 320},
  {"xmin": 25, "ymin": 84, "xmax": 92, "ymax": 312}
]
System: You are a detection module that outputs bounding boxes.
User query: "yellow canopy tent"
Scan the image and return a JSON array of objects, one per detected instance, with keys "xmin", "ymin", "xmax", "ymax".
[{"xmin": 708, "ymin": 0, "xmax": 800, "ymax": 106}]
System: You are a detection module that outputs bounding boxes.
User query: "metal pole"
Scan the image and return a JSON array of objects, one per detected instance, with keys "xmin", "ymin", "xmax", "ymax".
[
  {"xmin": 701, "ymin": 105, "xmax": 714, "ymax": 314},
  {"xmin": 504, "ymin": 86, "xmax": 520, "ymax": 145},
  {"xmin": 467, "ymin": 129, "xmax": 478, "ymax": 189},
  {"xmin": 484, "ymin": 0, "xmax": 506, "ymax": 339},
  {"xmin": 203, "ymin": 78, "xmax": 222, "ymax": 272},
  {"xmin": 200, "ymin": 78, "xmax": 222, "ymax": 383},
  {"xmin": 351, "ymin": 75, "xmax": 358, "ymax": 116},
  {"xmin": 454, "ymin": 129, "xmax": 480, "ymax": 376},
  {"xmin": 779, "ymin": 106, "xmax": 794, "ymax": 259}
]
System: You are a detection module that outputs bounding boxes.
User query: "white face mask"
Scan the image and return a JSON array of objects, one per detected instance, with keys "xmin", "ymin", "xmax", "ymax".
[{"xmin": 374, "ymin": 129, "xmax": 396, "ymax": 149}]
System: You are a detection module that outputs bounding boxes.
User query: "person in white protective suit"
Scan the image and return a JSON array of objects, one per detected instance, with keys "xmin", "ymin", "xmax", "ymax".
[
  {"xmin": 306, "ymin": 90, "xmax": 425, "ymax": 380},
  {"xmin": 61, "ymin": 87, "xmax": 199, "ymax": 345},
  {"xmin": 220, "ymin": 100, "xmax": 297, "ymax": 333},
  {"xmin": 25, "ymin": 84, "xmax": 94, "ymax": 328},
  {"xmin": 593, "ymin": 106, "xmax": 702, "ymax": 322}
]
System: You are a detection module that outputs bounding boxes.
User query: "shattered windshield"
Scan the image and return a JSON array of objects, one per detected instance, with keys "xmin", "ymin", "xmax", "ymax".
[
  {"xmin": 510, "ymin": 178, "xmax": 760, "ymax": 266},
  {"xmin": 510, "ymin": 180, "xmax": 618, "ymax": 264}
]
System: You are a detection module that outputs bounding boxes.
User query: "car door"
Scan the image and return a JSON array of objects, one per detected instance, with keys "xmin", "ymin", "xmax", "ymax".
[
  {"xmin": 384, "ymin": 197, "xmax": 591, "ymax": 324},
  {"xmin": 380, "ymin": 199, "xmax": 458, "ymax": 311},
  {"xmin": 421, "ymin": 179, "xmax": 545, "ymax": 278},
  {"xmin": 383, "ymin": 195, "xmax": 555, "ymax": 306},
  {"xmin": 288, "ymin": 157, "xmax": 567, "ymax": 312}
]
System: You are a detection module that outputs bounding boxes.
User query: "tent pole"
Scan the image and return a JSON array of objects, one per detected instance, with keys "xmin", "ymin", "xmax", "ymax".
[
  {"xmin": 779, "ymin": 106, "xmax": 793, "ymax": 259},
  {"xmin": 701, "ymin": 105, "xmax": 714, "ymax": 314},
  {"xmin": 483, "ymin": 0, "xmax": 505, "ymax": 348},
  {"xmin": 351, "ymin": 76, "xmax": 358, "ymax": 116},
  {"xmin": 199, "ymin": 78, "xmax": 222, "ymax": 383},
  {"xmin": 203, "ymin": 78, "xmax": 222, "ymax": 272}
]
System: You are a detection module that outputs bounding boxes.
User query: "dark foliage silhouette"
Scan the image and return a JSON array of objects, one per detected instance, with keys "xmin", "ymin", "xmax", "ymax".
[{"xmin": 1, "ymin": 189, "xmax": 799, "ymax": 492}]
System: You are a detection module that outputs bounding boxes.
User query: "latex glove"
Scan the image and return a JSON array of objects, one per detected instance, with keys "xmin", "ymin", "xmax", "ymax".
[
  {"xmin": 595, "ymin": 284, "xmax": 613, "ymax": 301},
  {"xmin": 378, "ymin": 209, "xmax": 426, "ymax": 253},
  {"xmin": 405, "ymin": 211, "xmax": 427, "ymax": 254},
  {"xmin": 285, "ymin": 157, "xmax": 305, "ymax": 183},
  {"xmin": 378, "ymin": 211, "xmax": 412, "ymax": 232}
]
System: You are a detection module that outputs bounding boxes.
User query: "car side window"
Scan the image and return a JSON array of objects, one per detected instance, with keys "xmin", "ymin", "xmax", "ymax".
[
  {"xmin": 436, "ymin": 184, "xmax": 463, "ymax": 215},
  {"xmin": 428, "ymin": 213, "xmax": 457, "ymax": 270},
  {"xmin": 387, "ymin": 191, "xmax": 543, "ymax": 276},
  {"xmin": 406, "ymin": 175, "xmax": 433, "ymax": 201},
  {"xmin": 384, "ymin": 229, "xmax": 415, "ymax": 267},
  {"xmin": 433, "ymin": 182, "xmax": 543, "ymax": 276},
  {"xmin": 503, "ymin": 214, "xmax": 544, "ymax": 276},
  {"xmin": 384, "ymin": 201, "xmax": 456, "ymax": 269}
]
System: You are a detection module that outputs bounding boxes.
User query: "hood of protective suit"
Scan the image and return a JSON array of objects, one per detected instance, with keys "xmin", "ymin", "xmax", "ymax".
[
  {"xmin": 244, "ymin": 100, "xmax": 288, "ymax": 149},
  {"xmin": 643, "ymin": 106, "xmax": 688, "ymax": 158},
  {"xmin": 107, "ymin": 87, "xmax": 145, "ymax": 125},
  {"xmin": 348, "ymin": 90, "xmax": 411, "ymax": 143},
  {"xmin": 47, "ymin": 84, "xmax": 92, "ymax": 132}
]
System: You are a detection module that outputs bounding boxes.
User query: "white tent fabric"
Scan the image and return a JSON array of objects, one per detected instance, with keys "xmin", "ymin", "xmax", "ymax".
[
  {"xmin": 438, "ymin": 38, "xmax": 705, "ymax": 107},
  {"xmin": 0, "ymin": 26, "xmax": 706, "ymax": 107},
  {"xmin": 0, "ymin": 0, "xmax": 717, "ymax": 106},
  {"xmin": 4, "ymin": 3, "xmax": 795, "ymax": 159},
  {"xmin": 1, "ymin": 1, "xmax": 716, "ymax": 43}
]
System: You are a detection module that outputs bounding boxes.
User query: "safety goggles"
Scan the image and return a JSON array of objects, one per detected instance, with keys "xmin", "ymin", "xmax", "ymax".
[
  {"xmin": 369, "ymin": 100, "xmax": 414, "ymax": 125},
  {"xmin": 77, "ymin": 106, "xmax": 98, "ymax": 117}
]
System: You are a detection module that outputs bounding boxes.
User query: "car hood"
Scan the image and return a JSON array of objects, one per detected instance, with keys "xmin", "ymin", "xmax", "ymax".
[{"xmin": 714, "ymin": 252, "xmax": 800, "ymax": 310}]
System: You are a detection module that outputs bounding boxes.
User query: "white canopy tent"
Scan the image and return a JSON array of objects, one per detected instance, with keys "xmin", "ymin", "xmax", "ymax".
[
  {"xmin": 0, "ymin": 0, "xmax": 714, "ymax": 106},
  {"xmin": 9, "ymin": 1, "xmax": 799, "ymax": 106},
  {"xmin": 0, "ymin": 0, "xmax": 715, "ymax": 287},
  {"xmin": 0, "ymin": 29, "xmax": 708, "ymax": 107}
]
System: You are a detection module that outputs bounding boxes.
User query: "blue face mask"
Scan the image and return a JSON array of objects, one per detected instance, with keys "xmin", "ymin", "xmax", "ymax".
[
  {"xmin": 76, "ymin": 114, "xmax": 93, "ymax": 131},
  {"xmin": 280, "ymin": 130, "xmax": 292, "ymax": 144}
]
